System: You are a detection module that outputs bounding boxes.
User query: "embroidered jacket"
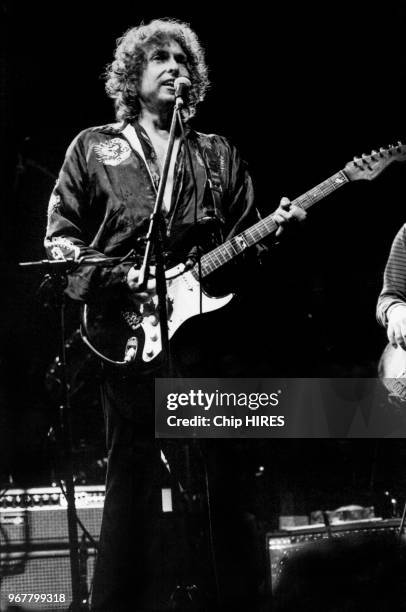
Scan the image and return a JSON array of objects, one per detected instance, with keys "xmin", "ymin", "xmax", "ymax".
[{"xmin": 44, "ymin": 122, "xmax": 261, "ymax": 302}]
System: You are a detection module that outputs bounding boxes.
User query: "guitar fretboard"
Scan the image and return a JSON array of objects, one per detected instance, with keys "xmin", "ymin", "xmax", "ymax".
[{"xmin": 193, "ymin": 170, "xmax": 349, "ymax": 278}]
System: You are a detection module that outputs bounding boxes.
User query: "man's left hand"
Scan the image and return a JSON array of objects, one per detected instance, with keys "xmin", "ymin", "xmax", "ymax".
[{"xmin": 274, "ymin": 196, "xmax": 306, "ymax": 236}]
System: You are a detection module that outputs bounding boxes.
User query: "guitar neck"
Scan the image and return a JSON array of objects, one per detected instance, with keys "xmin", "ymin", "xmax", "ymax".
[{"xmin": 196, "ymin": 169, "xmax": 349, "ymax": 278}]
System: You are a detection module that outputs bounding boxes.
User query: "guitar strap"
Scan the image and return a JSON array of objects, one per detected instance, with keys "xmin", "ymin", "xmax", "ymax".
[{"xmin": 193, "ymin": 133, "xmax": 225, "ymax": 229}]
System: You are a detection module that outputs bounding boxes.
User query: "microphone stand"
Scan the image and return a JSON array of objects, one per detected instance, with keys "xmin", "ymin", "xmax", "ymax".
[
  {"xmin": 52, "ymin": 274, "xmax": 86, "ymax": 611},
  {"xmin": 18, "ymin": 259, "xmax": 127, "ymax": 611},
  {"xmin": 137, "ymin": 87, "xmax": 206, "ymax": 609},
  {"xmin": 138, "ymin": 94, "xmax": 185, "ymax": 376}
]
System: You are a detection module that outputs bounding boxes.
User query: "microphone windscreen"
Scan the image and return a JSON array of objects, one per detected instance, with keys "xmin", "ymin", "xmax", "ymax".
[{"xmin": 174, "ymin": 76, "xmax": 192, "ymax": 97}]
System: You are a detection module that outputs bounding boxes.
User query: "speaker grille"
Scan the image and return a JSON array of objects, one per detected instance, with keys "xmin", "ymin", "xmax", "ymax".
[{"xmin": 0, "ymin": 549, "xmax": 96, "ymax": 610}]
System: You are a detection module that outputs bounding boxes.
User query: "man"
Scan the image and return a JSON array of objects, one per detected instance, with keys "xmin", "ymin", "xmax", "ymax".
[
  {"xmin": 377, "ymin": 225, "xmax": 406, "ymax": 348},
  {"xmin": 44, "ymin": 18, "xmax": 304, "ymax": 612}
]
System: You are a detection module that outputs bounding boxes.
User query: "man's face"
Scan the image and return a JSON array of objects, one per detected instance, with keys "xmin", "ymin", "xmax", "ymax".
[{"xmin": 138, "ymin": 40, "xmax": 190, "ymax": 112}]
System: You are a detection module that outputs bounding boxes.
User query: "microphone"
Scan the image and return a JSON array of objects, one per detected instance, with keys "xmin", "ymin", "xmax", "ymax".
[{"xmin": 174, "ymin": 76, "xmax": 191, "ymax": 108}]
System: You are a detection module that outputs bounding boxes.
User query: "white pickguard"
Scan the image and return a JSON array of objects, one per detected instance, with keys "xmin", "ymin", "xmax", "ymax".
[{"xmin": 141, "ymin": 269, "xmax": 233, "ymax": 362}]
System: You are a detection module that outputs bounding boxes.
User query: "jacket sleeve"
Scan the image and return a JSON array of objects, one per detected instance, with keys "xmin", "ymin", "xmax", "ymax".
[
  {"xmin": 44, "ymin": 133, "xmax": 132, "ymax": 302},
  {"xmin": 223, "ymin": 140, "xmax": 268, "ymax": 259},
  {"xmin": 377, "ymin": 224, "xmax": 406, "ymax": 326}
]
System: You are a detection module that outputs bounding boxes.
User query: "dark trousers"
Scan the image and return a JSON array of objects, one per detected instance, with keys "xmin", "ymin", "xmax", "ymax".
[{"xmin": 91, "ymin": 369, "xmax": 261, "ymax": 612}]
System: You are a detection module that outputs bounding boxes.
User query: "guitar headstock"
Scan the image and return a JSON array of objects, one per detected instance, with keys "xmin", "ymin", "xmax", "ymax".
[{"xmin": 344, "ymin": 142, "xmax": 406, "ymax": 181}]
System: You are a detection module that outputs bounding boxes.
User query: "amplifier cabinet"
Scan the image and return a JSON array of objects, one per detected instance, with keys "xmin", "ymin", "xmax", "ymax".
[
  {"xmin": 267, "ymin": 518, "xmax": 403, "ymax": 592},
  {"xmin": 0, "ymin": 486, "xmax": 104, "ymax": 610},
  {"xmin": 0, "ymin": 506, "xmax": 103, "ymax": 547},
  {"xmin": 0, "ymin": 486, "xmax": 104, "ymax": 547}
]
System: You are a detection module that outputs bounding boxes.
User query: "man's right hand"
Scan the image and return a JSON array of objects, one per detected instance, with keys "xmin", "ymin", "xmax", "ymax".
[
  {"xmin": 387, "ymin": 304, "xmax": 406, "ymax": 350},
  {"xmin": 126, "ymin": 267, "xmax": 156, "ymax": 307}
]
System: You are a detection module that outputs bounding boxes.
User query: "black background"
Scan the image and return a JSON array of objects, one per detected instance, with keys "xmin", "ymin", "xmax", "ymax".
[{"xmin": 2, "ymin": 3, "xmax": 406, "ymax": 520}]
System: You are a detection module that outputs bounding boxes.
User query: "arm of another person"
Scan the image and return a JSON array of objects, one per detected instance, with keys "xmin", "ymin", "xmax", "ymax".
[{"xmin": 377, "ymin": 224, "xmax": 406, "ymax": 349}]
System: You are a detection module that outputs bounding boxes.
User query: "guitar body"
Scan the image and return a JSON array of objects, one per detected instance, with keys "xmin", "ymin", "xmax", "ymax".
[
  {"xmin": 140, "ymin": 269, "xmax": 234, "ymax": 363},
  {"xmin": 83, "ymin": 267, "xmax": 234, "ymax": 366},
  {"xmin": 378, "ymin": 343, "xmax": 406, "ymax": 401}
]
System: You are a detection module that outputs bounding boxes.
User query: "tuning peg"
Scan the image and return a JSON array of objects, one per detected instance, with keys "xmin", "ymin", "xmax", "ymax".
[
  {"xmin": 353, "ymin": 156, "xmax": 363, "ymax": 169},
  {"xmin": 361, "ymin": 152, "xmax": 374, "ymax": 170}
]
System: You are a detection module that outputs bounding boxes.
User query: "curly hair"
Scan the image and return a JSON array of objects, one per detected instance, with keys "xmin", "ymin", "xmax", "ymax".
[{"xmin": 105, "ymin": 18, "xmax": 210, "ymax": 122}]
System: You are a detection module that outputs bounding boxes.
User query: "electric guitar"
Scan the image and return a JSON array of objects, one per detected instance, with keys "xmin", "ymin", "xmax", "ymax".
[
  {"xmin": 81, "ymin": 143, "xmax": 406, "ymax": 367},
  {"xmin": 379, "ymin": 343, "xmax": 406, "ymax": 403}
]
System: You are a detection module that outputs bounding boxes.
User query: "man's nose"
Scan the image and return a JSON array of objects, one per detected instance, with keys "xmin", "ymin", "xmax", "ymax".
[{"xmin": 166, "ymin": 56, "xmax": 180, "ymax": 74}]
